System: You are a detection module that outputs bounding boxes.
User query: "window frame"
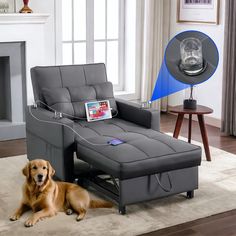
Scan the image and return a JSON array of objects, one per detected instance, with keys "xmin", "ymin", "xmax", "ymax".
[
  {"xmin": 56, "ymin": 0, "xmax": 125, "ymax": 91},
  {"xmin": 55, "ymin": 0, "xmax": 141, "ymax": 100}
]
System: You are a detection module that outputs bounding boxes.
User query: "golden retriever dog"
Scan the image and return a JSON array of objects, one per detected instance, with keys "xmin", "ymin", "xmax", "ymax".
[{"xmin": 10, "ymin": 159, "xmax": 113, "ymax": 227}]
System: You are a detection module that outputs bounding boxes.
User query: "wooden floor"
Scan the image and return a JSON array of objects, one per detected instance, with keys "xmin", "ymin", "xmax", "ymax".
[
  {"xmin": 0, "ymin": 138, "xmax": 26, "ymax": 158},
  {"xmin": 1, "ymin": 113, "xmax": 236, "ymax": 235}
]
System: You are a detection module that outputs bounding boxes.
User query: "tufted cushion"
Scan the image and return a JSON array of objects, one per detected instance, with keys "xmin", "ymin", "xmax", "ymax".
[
  {"xmin": 75, "ymin": 118, "xmax": 201, "ymax": 179},
  {"xmin": 42, "ymin": 82, "xmax": 117, "ymax": 119}
]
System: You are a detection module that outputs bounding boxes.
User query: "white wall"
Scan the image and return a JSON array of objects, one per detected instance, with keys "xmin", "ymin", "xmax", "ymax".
[
  {"xmin": 13, "ymin": 0, "xmax": 226, "ymax": 121},
  {"xmin": 15, "ymin": 0, "xmax": 56, "ymax": 65},
  {"xmin": 168, "ymin": 0, "xmax": 225, "ymax": 121}
]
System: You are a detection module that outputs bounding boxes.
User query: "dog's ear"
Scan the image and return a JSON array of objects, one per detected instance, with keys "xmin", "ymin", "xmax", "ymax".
[
  {"xmin": 22, "ymin": 162, "xmax": 31, "ymax": 179},
  {"xmin": 47, "ymin": 161, "xmax": 55, "ymax": 178}
]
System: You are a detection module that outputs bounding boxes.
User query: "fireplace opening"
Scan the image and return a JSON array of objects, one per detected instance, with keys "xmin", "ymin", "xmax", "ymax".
[
  {"xmin": 0, "ymin": 42, "xmax": 26, "ymax": 141},
  {"xmin": 0, "ymin": 56, "xmax": 11, "ymax": 122}
]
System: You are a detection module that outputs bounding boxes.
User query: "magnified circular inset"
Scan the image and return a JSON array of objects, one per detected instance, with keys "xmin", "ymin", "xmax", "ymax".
[{"xmin": 165, "ymin": 30, "xmax": 219, "ymax": 85}]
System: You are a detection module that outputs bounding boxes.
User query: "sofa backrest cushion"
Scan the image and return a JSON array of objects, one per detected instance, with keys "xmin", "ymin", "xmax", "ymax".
[
  {"xmin": 31, "ymin": 63, "xmax": 117, "ymax": 119},
  {"xmin": 42, "ymin": 82, "xmax": 117, "ymax": 118},
  {"xmin": 31, "ymin": 63, "xmax": 107, "ymax": 101}
]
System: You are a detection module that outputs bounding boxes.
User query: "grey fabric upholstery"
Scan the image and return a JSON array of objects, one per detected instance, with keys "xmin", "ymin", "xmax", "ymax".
[
  {"xmin": 75, "ymin": 118, "xmax": 201, "ymax": 179},
  {"xmin": 26, "ymin": 107, "xmax": 75, "ymax": 181},
  {"xmin": 27, "ymin": 63, "xmax": 201, "ymax": 213},
  {"xmin": 42, "ymin": 82, "xmax": 117, "ymax": 118},
  {"xmin": 31, "ymin": 64, "xmax": 117, "ymax": 119},
  {"xmin": 31, "ymin": 63, "xmax": 108, "ymax": 101},
  {"xmin": 28, "ymin": 63, "xmax": 201, "ymax": 183}
]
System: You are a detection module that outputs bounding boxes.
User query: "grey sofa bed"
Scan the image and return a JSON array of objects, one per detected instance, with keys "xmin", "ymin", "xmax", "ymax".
[{"xmin": 26, "ymin": 63, "xmax": 201, "ymax": 214}]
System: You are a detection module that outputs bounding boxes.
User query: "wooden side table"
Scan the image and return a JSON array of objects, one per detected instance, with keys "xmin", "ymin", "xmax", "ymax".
[{"xmin": 169, "ymin": 105, "xmax": 213, "ymax": 161}]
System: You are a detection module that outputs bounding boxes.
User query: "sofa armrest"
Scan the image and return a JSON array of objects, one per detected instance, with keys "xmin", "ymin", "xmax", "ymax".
[
  {"xmin": 25, "ymin": 106, "xmax": 75, "ymax": 181},
  {"xmin": 115, "ymin": 99, "xmax": 160, "ymax": 131}
]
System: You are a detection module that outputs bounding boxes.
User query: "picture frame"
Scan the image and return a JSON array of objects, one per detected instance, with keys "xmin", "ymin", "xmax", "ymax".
[
  {"xmin": 177, "ymin": 0, "xmax": 219, "ymax": 24},
  {"xmin": 0, "ymin": 0, "xmax": 15, "ymax": 13}
]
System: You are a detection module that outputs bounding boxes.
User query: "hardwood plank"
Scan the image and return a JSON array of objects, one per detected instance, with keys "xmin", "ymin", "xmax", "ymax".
[
  {"xmin": 140, "ymin": 210, "xmax": 236, "ymax": 236},
  {"xmin": 0, "ymin": 138, "xmax": 26, "ymax": 158}
]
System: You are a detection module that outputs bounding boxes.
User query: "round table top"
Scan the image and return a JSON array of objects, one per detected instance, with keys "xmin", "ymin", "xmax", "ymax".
[{"xmin": 169, "ymin": 105, "xmax": 213, "ymax": 115}]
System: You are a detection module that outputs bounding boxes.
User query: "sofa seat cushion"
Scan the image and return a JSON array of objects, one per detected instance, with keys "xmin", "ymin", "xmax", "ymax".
[{"xmin": 75, "ymin": 118, "xmax": 201, "ymax": 179}]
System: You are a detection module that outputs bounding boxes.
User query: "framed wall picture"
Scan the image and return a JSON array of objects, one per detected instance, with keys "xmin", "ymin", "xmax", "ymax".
[
  {"xmin": 0, "ymin": 0, "xmax": 15, "ymax": 13},
  {"xmin": 177, "ymin": 0, "xmax": 219, "ymax": 24}
]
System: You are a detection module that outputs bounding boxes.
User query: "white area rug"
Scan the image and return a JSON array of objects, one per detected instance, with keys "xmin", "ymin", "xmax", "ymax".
[{"xmin": 0, "ymin": 139, "xmax": 236, "ymax": 236}]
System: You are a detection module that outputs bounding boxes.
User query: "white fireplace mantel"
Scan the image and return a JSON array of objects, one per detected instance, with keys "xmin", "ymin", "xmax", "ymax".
[
  {"xmin": 0, "ymin": 13, "xmax": 49, "ymax": 24},
  {"xmin": 0, "ymin": 12, "xmax": 50, "ymax": 140},
  {"xmin": 0, "ymin": 13, "xmax": 50, "ymax": 105}
]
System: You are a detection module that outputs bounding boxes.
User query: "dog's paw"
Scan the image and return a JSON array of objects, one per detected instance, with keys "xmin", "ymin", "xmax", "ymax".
[
  {"xmin": 66, "ymin": 209, "xmax": 73, "ymax": 215},
  {"xmin": 24, "ymin": 218, "xmax": 36, "ymax": 227},
  {"xmin": 10, "ymin": 214, "xmax": 20, "ymax": 221},
  {"xmin": 76, "ymin": 216, "xmax": 82, "ymax": 222},
  {"xmin": 76, "ymin": 215, "xmax": 85, "ymax": 221}
]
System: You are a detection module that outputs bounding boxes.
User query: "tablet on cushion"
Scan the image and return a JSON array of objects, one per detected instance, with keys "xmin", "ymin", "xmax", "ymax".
[{"xmin": 85, "ymin": 100, "xmax": 112, "ymax": 122}]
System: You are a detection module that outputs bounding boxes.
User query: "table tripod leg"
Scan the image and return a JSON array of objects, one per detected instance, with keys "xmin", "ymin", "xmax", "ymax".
[
  {"xmin": 188, "ymin": 114, "xmax": 192, "ymax": 143},
  {"xmin": 198, "ymin": 114, "xmax": 211, "ymax": 161},
  {"xmin": 173, "ymin": 114, "xmax": 184, "ymax": 139}
]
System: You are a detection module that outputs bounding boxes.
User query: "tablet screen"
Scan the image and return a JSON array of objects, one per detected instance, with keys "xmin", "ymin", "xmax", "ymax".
[{"xmin": 85, "ymin": 100, "xmax": 112, "ymax": 122}]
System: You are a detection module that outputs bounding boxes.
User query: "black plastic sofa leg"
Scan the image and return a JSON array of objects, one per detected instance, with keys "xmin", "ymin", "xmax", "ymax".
[
  {"xmin": 187, "ymin": 190, "xmax": 194, "ymax": 199},
  {"xmin": 119, "ymin": 205, "xmax": 126, "ymax": 215}
]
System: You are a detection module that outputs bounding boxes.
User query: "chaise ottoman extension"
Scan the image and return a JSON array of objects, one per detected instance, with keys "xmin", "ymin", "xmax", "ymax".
[
  {"xmin": 75, "ymin": 116, "xmax": 201, "ymax": 214},
  {"xmin": 26, "ymin": 63, "xmax": 202, "ymax": 214}
]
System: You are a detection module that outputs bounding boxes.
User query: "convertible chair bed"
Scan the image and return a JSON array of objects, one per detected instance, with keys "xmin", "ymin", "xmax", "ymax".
[{"xmin": 26, "ymin": 63, "xmax": 201, "ymax": 214}]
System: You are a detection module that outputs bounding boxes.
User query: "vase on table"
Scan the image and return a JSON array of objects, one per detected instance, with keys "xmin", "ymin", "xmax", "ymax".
[{"xmin": 19, "ymin": 0, "xmax": 33, "ymax": 13}]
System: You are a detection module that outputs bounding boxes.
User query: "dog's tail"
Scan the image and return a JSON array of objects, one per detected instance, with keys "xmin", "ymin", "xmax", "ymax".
[{"xmin": 89, "ymin": 199, "xmax": 113, "ymax": 209}]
